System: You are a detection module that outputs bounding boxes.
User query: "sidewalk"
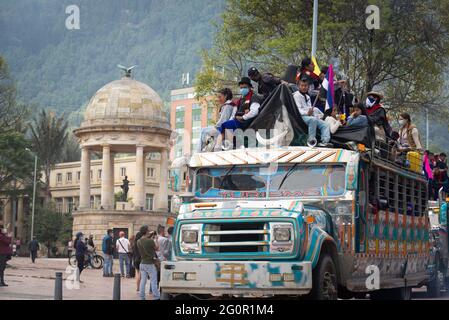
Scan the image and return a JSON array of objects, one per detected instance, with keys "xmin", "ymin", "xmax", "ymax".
[{"xmin": 0, "ymin": 257, "xmax": 154, "ymax": 300}]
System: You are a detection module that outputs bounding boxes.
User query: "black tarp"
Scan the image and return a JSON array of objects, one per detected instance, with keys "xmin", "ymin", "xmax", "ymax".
[{"xmin": 248, "ymin": 84, "xmax": 374, "ymax": 147}]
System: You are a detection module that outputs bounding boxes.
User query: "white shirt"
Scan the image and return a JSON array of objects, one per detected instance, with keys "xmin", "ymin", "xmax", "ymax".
[
  {"xmin": 325, "ymin": 116, "xmax": 341, "ymax": 134},
  {"xmin": 242, "ymin": 101, "xmax": 261, "ymax": 121},
  {"xmin": 156, "ymin": 235, "xmax": 169, "ymax": 261},
  {"xmin": 293, "ymin": 91, "xmax": 323, "ymax": 119},
  {"xmin": 116, "ymin": 237, "xmax": 130, "ymax": 253}
]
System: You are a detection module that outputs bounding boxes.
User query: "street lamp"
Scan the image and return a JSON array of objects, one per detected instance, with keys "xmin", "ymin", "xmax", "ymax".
[{"xmin": 25, "ymin": 148, "xmax": 38, "ymax": 241}]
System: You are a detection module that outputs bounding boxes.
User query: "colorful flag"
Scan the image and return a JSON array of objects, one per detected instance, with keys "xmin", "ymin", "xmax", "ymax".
[
  {"xmin": 312, "ymin": 56, "xmax": 321, "ymax": 77},
  {"xmin": 321, "ymin": 64, "xmax": 334, "ymax": 111}
]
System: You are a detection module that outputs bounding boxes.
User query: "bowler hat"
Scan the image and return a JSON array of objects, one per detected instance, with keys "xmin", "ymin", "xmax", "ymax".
[{"xmin": 238, "ymin": 76, "xmax": 253, "ymax": 87}]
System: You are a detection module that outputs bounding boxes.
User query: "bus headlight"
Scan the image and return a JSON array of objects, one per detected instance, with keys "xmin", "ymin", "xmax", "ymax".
[
  {"xmin": 182, "ymin": 230, "xmax": 198, "ymax": 243},
  {"xmin": 180, "ymin": 224, "xmax": 202, "ymax": 254},
  {"xmin": 274, "ymin": 228, "xmax": 291, "ymax": 241},
  {"xmin": 270, "ymin": 222, "xmax": 294, "ymax": 253}
]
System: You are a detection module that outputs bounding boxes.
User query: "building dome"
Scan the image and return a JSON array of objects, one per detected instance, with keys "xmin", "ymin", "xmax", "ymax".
[{"xmin": 80, "ymin": 76, "xmax": 170, "ymax": 130}]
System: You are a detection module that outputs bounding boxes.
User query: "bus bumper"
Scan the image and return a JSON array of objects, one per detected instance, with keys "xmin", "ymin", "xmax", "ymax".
[{"xmin": 160, "ymin": 260, "xmax": 312, "ymax": 297}]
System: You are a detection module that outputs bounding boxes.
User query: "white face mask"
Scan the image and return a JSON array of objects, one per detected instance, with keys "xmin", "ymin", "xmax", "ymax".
[
  {"xmin": 399, "ymin": 119, "xmax": 406, "ymax": 127},
  {"xmin": 366, "ymin": 97, "xmax": 376, "ymax": 108}
]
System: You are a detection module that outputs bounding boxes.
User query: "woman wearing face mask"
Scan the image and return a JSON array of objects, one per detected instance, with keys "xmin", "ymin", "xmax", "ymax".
[
  {"xmin": 215, "ymin": 77, "xmax": 262, "ymax": 150},
  {"xmin": 364, "ymin": 91, "xmax": 392, "ymax": 142},
  {"xmin": 397, "ymin": 113, "xmax": 422, "ymax": 152},
  {"xmin": 198, "ymin": 88, "xmax": 236, "ymax": 152}
]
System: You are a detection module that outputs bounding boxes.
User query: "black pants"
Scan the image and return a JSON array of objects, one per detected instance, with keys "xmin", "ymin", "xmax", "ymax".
[
  {"xmin": 0, "ymin": 255, "xmax": 7, "ymax": 284},
  {"xmin": 30, "ymin": 250, "xmax": 37, "ymax": 263},
  {"xmin": 76, "ymin": 255, "xmax": 84, "ymax": 275}
]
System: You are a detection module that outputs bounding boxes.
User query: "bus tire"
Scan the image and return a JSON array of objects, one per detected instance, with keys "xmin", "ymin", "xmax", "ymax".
[
  {"xmin": 427, "ymin": 258, "xmax": 441, "ymax": 298},
  {"xmin": 309, "ymin": 254, "xmax": 338, "ymax": 300},
  {"xmin": 370, "ymin": 286, "xmax": 412, "ymax": 300},
  {"xmin": 337, "ymin": 285, "xmax": 354, "ymax": 299}
]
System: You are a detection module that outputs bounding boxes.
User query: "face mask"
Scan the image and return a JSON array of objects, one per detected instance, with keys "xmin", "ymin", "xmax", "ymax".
[
  {"xmin": 366, "ymin": 97, "xmax": 376, "ymax": 108},
  {"xmin": 399, "ymin": 119, "xmax": 406, "ymax": 127},
  {"xmin": 240, "ymin": 88, "xmax": 249, "ymax": 97}
]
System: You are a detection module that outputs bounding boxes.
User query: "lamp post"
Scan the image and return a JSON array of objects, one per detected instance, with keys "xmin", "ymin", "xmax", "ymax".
[
  {"xmin": 26, "ymin": 148, "xmax": 38, "ymax": 240},
  {"xmin": 311, "ymin": 0, "xmax": 319, "ymax": 57}
]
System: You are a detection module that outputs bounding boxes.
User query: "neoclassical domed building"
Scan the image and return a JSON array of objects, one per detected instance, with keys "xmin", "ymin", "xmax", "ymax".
[{"xmin": 72, "ymin": 68, "xmax": 175, "ymax": 240}]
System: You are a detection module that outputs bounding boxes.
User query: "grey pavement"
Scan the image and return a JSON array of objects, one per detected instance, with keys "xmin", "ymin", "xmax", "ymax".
[{"xmin": 0, "ymin": 257, "xmax": 154, "ymax": 300}]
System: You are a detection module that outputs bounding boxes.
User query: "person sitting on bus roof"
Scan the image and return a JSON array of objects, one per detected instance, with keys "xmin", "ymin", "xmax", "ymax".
[
  {"xmin": 365, "ymin": 91, "xmax": 393, "ymax": 141},
  {"xmin": 247, "ymin": 67, "xmax": 285, "ymax": 101},
  {"xmin": 346, "ymin": 103, "xmax": 368, "ymax": 128},
  {"xmin": 215, "ymin": 77, "xmax": 263, "ymax": 151},
  {"xmin": 323, "ymin": 107, "xmax": 342, "ymax": 134},
  {"xmin": 397, "ymin": 113, "xmax": 422, "ymax": 152},
  {"xmin": 293, "ymin": 77, "xmax": 331, "ymax": 147},
  {"xmin": 198, "ymin": 88, "xmax": 236, "ymax": 152}
]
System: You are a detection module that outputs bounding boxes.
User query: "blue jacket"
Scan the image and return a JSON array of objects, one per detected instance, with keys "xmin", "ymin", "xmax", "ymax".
[
  {"xmin": 75, "ymin": 239, "xmax": 87, "ymax": 257},
  {"xmin": 347, "ymin": 115, "xmax": 368, "ymax": 127}
]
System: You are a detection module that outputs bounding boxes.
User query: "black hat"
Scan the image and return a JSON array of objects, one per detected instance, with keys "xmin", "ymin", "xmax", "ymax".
[
  {"xmin": 247, "ymin": 67, "xmax": 259, "ymax": 77},
  {"xmin": 238, "ymin": 76, "xmax": 253, "ymax": 87}
]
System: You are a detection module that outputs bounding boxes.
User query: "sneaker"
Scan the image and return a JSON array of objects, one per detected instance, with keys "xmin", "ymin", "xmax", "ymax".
[
  {"xmin": 317, "ymin": 142, "xmax": 333, "ymax": 147},
  {"xmin": 0, "ymin": 283, "xmax": 8, "ymax": 287},
  {"xmin": 126, "ymin": 275, "xmax": 131, "ymax": 278}
]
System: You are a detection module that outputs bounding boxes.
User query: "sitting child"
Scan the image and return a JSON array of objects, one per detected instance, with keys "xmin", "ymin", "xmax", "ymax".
[
  {"xmin": 346, "ymin": 103, "xmax": 368, "ymax": 127},
  {"xmin": 323, "ymin": 107, "xmax": 343, "ymax": 134},
  {"xmin": 292, "ymin": 77, "xmax": 331, "ymax": 147}
]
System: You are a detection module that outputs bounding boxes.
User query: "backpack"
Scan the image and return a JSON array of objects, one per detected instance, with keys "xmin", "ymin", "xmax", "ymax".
[{"xmin": 102, "ymin": 235, "xmax": 109, "ymax": 254}]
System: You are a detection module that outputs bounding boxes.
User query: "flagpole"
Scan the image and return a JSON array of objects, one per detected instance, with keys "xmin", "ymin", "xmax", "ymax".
[{"xmin": 311, "ymin": 0, "xmax": 318, "ymax": 57}]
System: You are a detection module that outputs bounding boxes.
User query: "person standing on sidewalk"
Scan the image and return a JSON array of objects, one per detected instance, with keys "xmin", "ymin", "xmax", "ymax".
[
  {"xmin": 75, "ymin": 232, "xmax": 87, "ymax": 282},
  {"xmin": 132, "ymin": 231, "xmax": 143, "ymax": 292},
  {"xmin": 28, "ymin": 237, "xmax": 39, "ymax": 263},
  {"xmin": 102, "ymin": 229, "xmax": 114, "ymax": 277},
  {"xmin": 0, "ymin": 228, "xmax": 12, "ymax": 287},
  {"xmin": 15, "ymin": 238, "xmax": 21, "ymax": 256},
  {"xmin": 137, "ymin": 226, "xmax": 160, "ymax": 300},
  {"xmin": 116, "ymin": 231, "xmax": 131, "ymax": 278}
]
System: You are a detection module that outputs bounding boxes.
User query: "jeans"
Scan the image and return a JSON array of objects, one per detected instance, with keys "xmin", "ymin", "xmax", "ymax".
[
  {"xmin": 302, "ymin": 116, "xmax": 330, "ymax": 143},
  {"xmin": 30, "ymin": 250, "xmax": 37, "ymax": 263},
  {"xmin": 103, "ymin": 254, "xmax": 113, "ymax": 275},
  {"xmin": 139, "ymin": 263, "xmax": 160, "ymax": 300},
  {"xmin": 218, "ymin": 119, "xmax": 243, "ymax": 133},
  {"xmin": 118, "ymin": 253, "xmax": 130, "ymax": 276}
]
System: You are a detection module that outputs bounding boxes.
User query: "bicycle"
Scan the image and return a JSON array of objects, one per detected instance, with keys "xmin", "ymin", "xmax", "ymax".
[{"xmin": 69, "ymin": 248, "xmax": 104, "ymax": 269}]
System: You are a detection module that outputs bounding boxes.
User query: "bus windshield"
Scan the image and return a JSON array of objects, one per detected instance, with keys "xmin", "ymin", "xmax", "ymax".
[{"xmin": 194, "ymin": 164, "xmax": 346, "ymax": 199}]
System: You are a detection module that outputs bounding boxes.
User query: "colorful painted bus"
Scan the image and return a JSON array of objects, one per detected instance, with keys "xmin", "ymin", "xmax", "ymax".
[{"xmin": 160, "ymin": 145, "xmax": 435, "ymax": 299}]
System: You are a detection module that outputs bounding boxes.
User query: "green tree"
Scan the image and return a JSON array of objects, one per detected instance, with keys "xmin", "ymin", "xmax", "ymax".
[
  {"xmin": 0, "ymin": 131, "xmax": 34, "ymax": 190},
  {"xmin": 61, "ymin": 132, "xmax": 81, "ymax": 163},
  {"xmin": 28, "ymin": 110, "xmax": 68, "ymax": 200},
  {"xmin": 196, "ymin": 0, "xmax": 449, "ymax": 116},
  {"xmin": 31, "ymin": 202, "xmax": 72, "ymax": 258},
  {"xmin": 0, "ymin": 56, "xmax": 29, "ymax": 133}
]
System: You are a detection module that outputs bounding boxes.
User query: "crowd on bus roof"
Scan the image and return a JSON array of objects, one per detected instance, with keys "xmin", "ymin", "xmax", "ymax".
[{"xmin": 197, "ymin": 56, "xmax": 448, "ymax": 199}]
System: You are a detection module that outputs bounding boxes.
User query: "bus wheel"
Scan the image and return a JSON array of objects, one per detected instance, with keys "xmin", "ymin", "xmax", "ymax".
[
  {"xmin": 370, "ymin": 287, "xmax": 412, "ymax": 300},
  {"xmin": 310, "ymin": 254, "xmax": 338, "ymax": 300},
  {"xmin": 337, "ymin": 285, "xmax": 354, "ymax": 299},
  {"xmin": 427, "ymin": 257, "xmax": 441, "ymax": 298}
]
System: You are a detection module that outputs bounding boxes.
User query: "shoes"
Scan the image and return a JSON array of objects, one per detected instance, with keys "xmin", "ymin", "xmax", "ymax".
[
  {"xmin": 0, "ymin": 283, "xmax": 8, "ymax": 287},
  {"xmin": 126, "ymin": 275, "xmax": 131, "ymax": 278},
  {"xmin": 317, "ymin": 142, "xmax": 333, "ymax": 147}
]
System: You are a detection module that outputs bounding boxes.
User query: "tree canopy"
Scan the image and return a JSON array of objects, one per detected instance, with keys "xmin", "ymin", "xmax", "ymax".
[{"xmin": 196, "ymin": 0, "xmax": 449, "ymax": 117}]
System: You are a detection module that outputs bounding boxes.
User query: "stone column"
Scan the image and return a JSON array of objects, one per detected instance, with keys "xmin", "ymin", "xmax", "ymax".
[
  {"xmin": 157, "ymin": 148, "xmax": 169, "ymax": 211},
  {"xmin": 17, "ymin": 196, "xmax": 24, "ymax": 240},
  {"xmin": 3, "ymin": 199, "xmax": 12, "ymax": 231},
  {"xmin": 135, "ymin": 145, "xmax": 145, "ymax": 210},
  {"xmin": 101, "ymin": 145, "xmax": 113, "ymax": 209},
  {"xmin": 110, "ymin": 152, "xmax": 115, "ymax": 201},
  {"xmin": 79, "ymin": 147, "xmax": 91, "ymax": 209}
]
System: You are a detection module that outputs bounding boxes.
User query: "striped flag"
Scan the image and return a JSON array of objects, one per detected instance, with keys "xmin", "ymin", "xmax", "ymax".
[{"xmin": 321, "ymin": 64, "xmax": 334, "ymax": 111}]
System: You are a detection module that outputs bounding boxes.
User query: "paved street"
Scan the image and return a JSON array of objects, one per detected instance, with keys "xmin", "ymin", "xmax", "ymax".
[
  {"xmin": 0, "ymin": 257, "xmax": 150, "ymax": 300},
  {"xmin": 1, "ymin": 257, "xmax": 448, "ymax": 300}
]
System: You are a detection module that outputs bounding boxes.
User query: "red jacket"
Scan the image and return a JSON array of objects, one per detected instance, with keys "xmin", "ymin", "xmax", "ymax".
[{"xmin": 0, "ymin": 233, "xmax": 12, "ymax": 255}]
